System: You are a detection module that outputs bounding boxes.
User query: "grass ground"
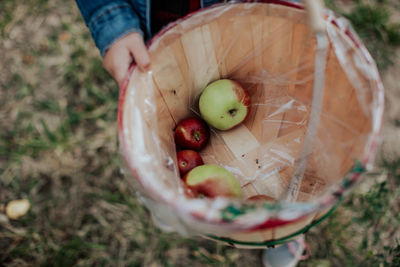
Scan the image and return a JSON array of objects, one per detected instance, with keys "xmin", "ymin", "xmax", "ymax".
[{"xmin": 1, "ymin": 0, "xmax": 399, "ymax": 266}]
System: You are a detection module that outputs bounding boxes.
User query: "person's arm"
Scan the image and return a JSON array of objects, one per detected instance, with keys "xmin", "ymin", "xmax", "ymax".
[{"xmin": 75, "ymin": 0, "xmax": 150, "ymax": 88}]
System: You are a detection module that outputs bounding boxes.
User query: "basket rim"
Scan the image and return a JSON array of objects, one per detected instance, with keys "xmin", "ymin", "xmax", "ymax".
[
  {"xmin": 117, "ymin": 0, "xmax": 385, "ymax": 231},
  {"xmin": 207, "ymin": 196, "xmax": 342, "ymax": 247}
]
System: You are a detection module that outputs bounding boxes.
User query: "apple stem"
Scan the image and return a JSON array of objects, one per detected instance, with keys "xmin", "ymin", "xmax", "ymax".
[
  {"xmin": 229, "ymin": 109, "xmax": 237, "ymax": 117},
  {"xmin": 194, "ymin": 131, "xmax": 200, "ymax": 142}
]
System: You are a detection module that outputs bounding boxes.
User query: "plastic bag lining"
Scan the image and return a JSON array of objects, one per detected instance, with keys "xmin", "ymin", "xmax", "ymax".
[{"xmin": 119, "ymin": 2, "xmax": 383, "ymax": 234}]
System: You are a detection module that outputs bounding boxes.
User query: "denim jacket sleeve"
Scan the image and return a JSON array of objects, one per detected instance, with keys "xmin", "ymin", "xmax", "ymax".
[{"xmin": 75, "ymin": 0, "xmax": 144, "ymax": 57}]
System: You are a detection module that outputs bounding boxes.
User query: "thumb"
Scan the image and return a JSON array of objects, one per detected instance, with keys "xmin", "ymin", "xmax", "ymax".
[
  {"xmin": 127, "ymin": 32, "xmax": 151, "ymax": 72},
  {"xmin": 103, "ymin": 42, "xmax": 132, "ymax": 89}
]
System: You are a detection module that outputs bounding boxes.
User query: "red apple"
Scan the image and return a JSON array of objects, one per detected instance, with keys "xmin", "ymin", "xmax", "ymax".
[
  {"xmin": 246, "ymin": 195, "xmax": 275, "ymax": 202},
  {"xmin": 199, "ymin": 79, "xmax": 251, "ymax": 130},
  {"xmin": 183, "ymin": 164, "xmax": 242, "ymax": 198},
  {"xmin": 182, "ymin": 184, "xmax": 195, "ymax": 198},
  {"xmin": 177, "ymin": 150, "xmax": 204, "ymax": 177},
  {"xmin": 174, "ymin": 117, "xmax": 209, "ymax": 150}
]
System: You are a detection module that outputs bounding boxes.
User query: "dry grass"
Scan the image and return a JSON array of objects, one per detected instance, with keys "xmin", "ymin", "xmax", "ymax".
[{"xmin": 0, "ymin": 0, "xmax": 399, "ymax": 266}]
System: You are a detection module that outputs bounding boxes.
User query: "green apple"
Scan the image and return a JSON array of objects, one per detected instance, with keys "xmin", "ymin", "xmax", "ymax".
[
  {"xmin": 199, "ymin": 79, "xmax": 251, "ymax": 130},
  {"xmin": 183, "ymin": 164, "xmax": 242, "ymax": 198}
]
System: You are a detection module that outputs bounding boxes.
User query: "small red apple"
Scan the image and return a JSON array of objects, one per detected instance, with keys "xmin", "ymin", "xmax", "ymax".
[
  {"xmin": 181, "ymin": 183, "xmax": 195, "ymax": 198},
  {"xmin": 174, "ymin": 117, "xmax": 209, "ymax": 150},
  {"xmin": 246, "ymin": 195, "xmax": 275, "ymax": 202},
  {"xmin": 177, "ymin": 150, "xmax": 204, "ymax": 177}
]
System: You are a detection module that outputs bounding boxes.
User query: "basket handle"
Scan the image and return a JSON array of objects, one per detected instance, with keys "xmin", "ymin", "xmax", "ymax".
[
  {"xmin": 304, "ymin": 0, "xmax": 326, "ymax": 33},
  {"xmin": 284, "ymin": 0, "xmax": 329, "ymax": 202}
]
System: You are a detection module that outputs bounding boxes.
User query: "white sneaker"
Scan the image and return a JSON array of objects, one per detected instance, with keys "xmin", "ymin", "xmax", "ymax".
[{"xmin": 262, "ymin": 235, "xmax": 309, "ymax": 267}]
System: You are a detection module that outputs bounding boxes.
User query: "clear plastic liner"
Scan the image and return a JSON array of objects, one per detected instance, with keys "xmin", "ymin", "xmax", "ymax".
[
  {"xmin": 118, "ymin": 1, "xmax": 384, "ymax": 240},
  {"xmin": 285, "ymin": 32, "xmax": 328, "ymax": 202}
]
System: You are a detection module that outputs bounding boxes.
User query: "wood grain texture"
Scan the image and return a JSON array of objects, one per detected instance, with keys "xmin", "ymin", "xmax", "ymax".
[
  {"xmin": 145, "ymin": 2, "xmax": 374, "ymax": 199},
  {"xmin": 123, "ymin": 3, "xmax": 377, "ymax": 244}
]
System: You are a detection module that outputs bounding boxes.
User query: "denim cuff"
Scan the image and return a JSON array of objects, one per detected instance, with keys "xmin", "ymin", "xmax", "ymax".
[{"xmin": 88, "ymin": 3, "xmax": 143, "ymax": 57}]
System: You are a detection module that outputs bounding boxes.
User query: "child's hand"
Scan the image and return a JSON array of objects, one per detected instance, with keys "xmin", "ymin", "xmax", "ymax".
[{"xmin": 103, "ymin": 32, "xmax": 151, "ymax": 89}]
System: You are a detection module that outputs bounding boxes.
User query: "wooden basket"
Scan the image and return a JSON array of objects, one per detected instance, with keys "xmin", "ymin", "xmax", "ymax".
[{"xmin": 118, "ymin": 1, "xmax": 384, "ymax": 248}]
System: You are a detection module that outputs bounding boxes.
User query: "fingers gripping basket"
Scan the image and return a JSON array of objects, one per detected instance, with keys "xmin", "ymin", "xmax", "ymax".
[{"xmin": 118, "ymin": 1, "xmax": 384, "ymax": 248}]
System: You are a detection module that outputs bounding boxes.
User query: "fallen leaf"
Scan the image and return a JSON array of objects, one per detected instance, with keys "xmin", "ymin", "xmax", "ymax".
[{"xmin": 6, "ymin": 199, "xmax": 31, "ymax": 220}]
